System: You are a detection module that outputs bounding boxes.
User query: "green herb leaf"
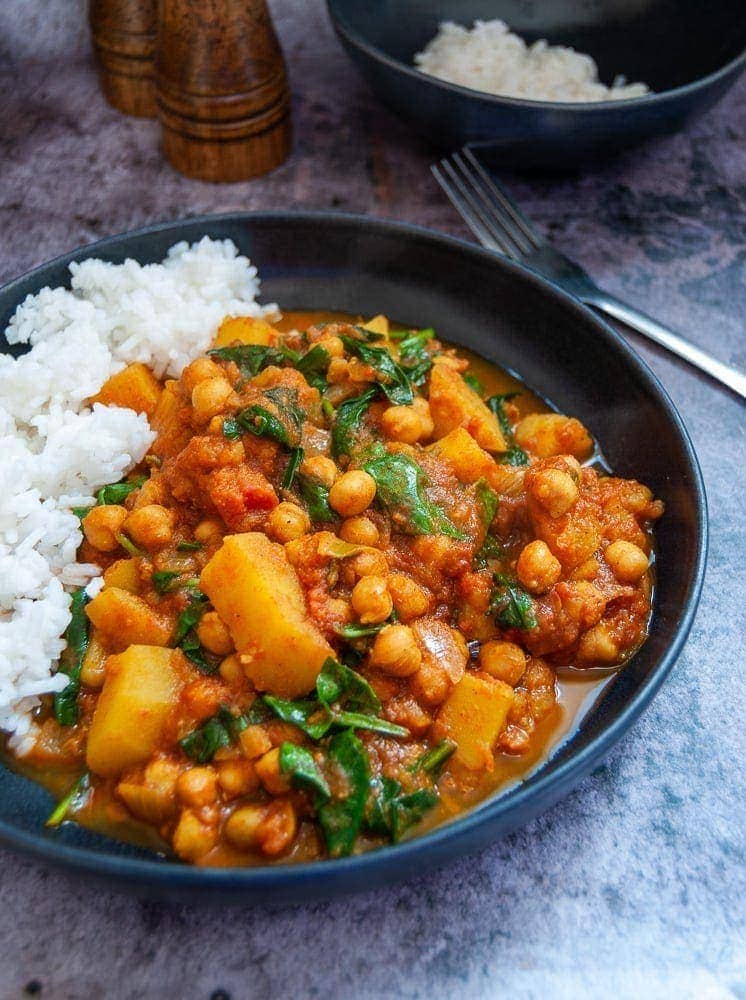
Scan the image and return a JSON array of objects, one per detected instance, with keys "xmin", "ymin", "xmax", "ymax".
[
  {"xmin": 152, "ymin": 570, "xmax": 180, "ymax": 595},
  {"xmin": 173, "ymin": 589, "xmax": 208, "ymax": 645},
  {"xmin": 340, "ymin": 336, "xmax": 414, "ymax": 405},
  {"xmin": 72, "ymin": 506, "xmax": 92, "ymax": 521},
  {"xmin": 115, "ymin": 532, "xmax": 144, "ymax": 557},
  {"xmin": 363, "ymin": 449, "xmax": 464, "ymax": 538},
  {"xmin": 96, "ymin": 474, "xmax": 146, "ymax": 506},
  {"xmin": 222, "ymin": 418, "xmax": 241, "ymax": 440},
  {"xmin": 486, "ymin": 393, "xmax": 529, "ymax": 466},
  {"xmin": 177, "ymin": 540, "xmax": 203, "ymax": 552},
  {"xmin": 46, "ymin": 772, "xmax": 91, "ymax": 828},
  {"xmin": 179, "ymin": 705, "xmax": 247, "ymax": 763},
  {"xmin": 462, "ymin": 372, "xmax": 483, "ymax": 395},
  {"xmin": 282, "ymin": 446, "xmax": 305, "ymax": 490},
  {"xmin": 398, "ymin": 328, "xmax": 435, "ymax": 386},
  {"xmin": 334, "ymin": 622, "xmax": 386, "ymax": 641},
  {"xmin": 53, "ymin": 588, "xmax": 90, "ymax": 726},
  {"xmin": 296, "ymin": 345, "xmax": 331, "ymax": 392},
  {"xmin": 318, "ymin": 730, "xmax": 370, "ymax": 857},
  {"xmin": 408, "ymin": 739, "xmax": 457, "ymax": 775},
  {"xmin": 279, "ymin": 742, "xmax": 331, "ymax": 802},
  {"xmin": 208, "ymin": 344, "xmax": 292, "ymax": 377},
  {"xmin": 490, "ymin": 573, "xmax": 537, "ymax": 630},
  {"xmin": 475, "ymin": 478, "xmax": 498, "ymax": 529},
  {"xmin": 330, "ymin": 387, "xmax": 377, "ymax": 459},
  {"xmin": 297, "ymin": 474, "xmax": 336, "ymax": 523}
]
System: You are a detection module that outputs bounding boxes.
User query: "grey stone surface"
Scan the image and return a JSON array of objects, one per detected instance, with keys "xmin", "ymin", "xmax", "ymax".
[{"xmin": 0, "ymin": 2, "xmax": 744, "ymax": 998}]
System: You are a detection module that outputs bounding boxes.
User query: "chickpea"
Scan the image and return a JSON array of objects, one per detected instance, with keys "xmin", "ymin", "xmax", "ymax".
[
  {"xmin": 219, "ymin": 653, "xmax": 243, "ymax": 685},
  {"xmin": 225, "ymin": 804, "xmax": 267, "ymax": 850},
  {"xmin": 412, "ymin": 397, "xmax": 434, "ymax": 439},
  {"xmin": 191, "ymin": 376, "xmax": 233, "ymax": 424},
  {"xmin": 197, "ymin": 611, "xmax": 234, "ymax": 656},
  {"xmin": 605, "ymin": 540, "xmax": 649, "ymax": 583},
  {"xmin": 350, "ymin": 549, "xmax": 389, "ymax": 578},
  {"xmin": 316, "ymin": 335, "xmax": 345, "ymax": 358},
  {"xmin": 172, "ymin": 809, "xmax": 218, "ymax": 861},
  {"xmin": 266, "ymin": 502, "xmax": 310, "ymax": 544},
  {"xmin": 82, "ymin": 505, "xmax": 128, "ymax": 553},
  {"xmin": 339, "ymin": 515, "xmax": 379, "ymax": 547},
  {"xmin": 532, "ymin": 468, "xmax": 578, "ymax": 518},
  {"xmin": 218, "ymin": 759, "xmax": 259, "ymax": 798},
  {"xmin": 516, "ymin": 539, "xmax": 562, "ymax": 594},
  {"xmin": 124, "ymin": 504, "xmax": 175, "ymax": 551},
  {"xmin": 328, "ymin": 470, "xmax": 376, "ymax": 517},
  {"xmin": 144, "ymin": 757, "xmax": 181, "ymax": 796},
  {"xmin": 180, "ymin": 357, "xmax": 224, "ymax": 394},
  {"xmin": 300, "ymin": 455, "xmax": 338, "ymax": 488},
  {"xmin": 369, "ymin": 624, "xmax": 422, "ymax": 677},
  {"xmin": 388, "ymin": 573, "xmax": 432, "ymax": 621},
  {"xmin": 577, "ymin": 622, "xmax": 619, "ymax": 664},
  {"xmin": 259, "ymin": 799, "xmax": 297, "ymax": 856},
  {"xmin": 194, "ymin": 518, "xmax": 223, "ymax": 545},
  {"xmin": 176, "ymin": 766, "xmax": 218, "ymax": 808},
  {"xmin": 479, "ymin": 640, "xmax": 527, "ymax": 686},
  {"xmin": 381, "ymin": 405, "xmax": 422, "ymax": 444},
  {"xmin": 255, "ymin": 746, "xmax": 292, "ymax": 795},
  {"xmin": 351, "ymin": 575, "xmax": 393, "ymax": 624},
  {"xmin": 239, "ymin": 724, "xmax": 272, "ymax": 760}
]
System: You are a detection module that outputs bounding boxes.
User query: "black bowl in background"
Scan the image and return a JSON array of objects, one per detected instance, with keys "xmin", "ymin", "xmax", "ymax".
[
  {"xmin": 0, "ymin": 213, "xmax": 706, "ymax": 904},
  {"xmin": 327, "ymin": 0, "xmax": 746, "ymax": 167}
]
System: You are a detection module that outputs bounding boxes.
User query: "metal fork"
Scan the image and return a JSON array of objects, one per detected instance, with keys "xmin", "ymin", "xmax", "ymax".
[{"xmin": 432, "ymin": 148, "xmax": 746, "ymax": 399}]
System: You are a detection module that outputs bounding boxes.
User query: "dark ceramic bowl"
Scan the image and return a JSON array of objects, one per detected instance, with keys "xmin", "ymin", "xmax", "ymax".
[
  {"xmin": 327, "ymin": 0, "xmax": 746, "ymax": 167},
  {"xmin": 0, "ymin": 213, "xmax": 706, "ymax": 905}
]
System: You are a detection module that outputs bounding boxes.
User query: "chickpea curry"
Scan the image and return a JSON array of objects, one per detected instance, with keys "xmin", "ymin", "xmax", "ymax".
[{"xmin": 13, "ymin": 312, "xmax": 663, "ymax": 865}]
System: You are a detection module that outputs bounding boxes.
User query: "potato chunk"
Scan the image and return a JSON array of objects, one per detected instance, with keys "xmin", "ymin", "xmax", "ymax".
[
  {"xmin": 212, "ymin": 316, "xmax": 277, "ymax": 348},
  {"xmin": 91, "ymin": 363, "xmax": 162, "ymax": 417},
  {"xmin": 430, "ymin": 427, "xmax": 496, "ymax": 484},
  {"xmin": 514, "ymin": 413, "xmax": 593, "ymax": 460},
  {"xmin": 86, "ymin": 587, "xmax": 172, "ymax": 648},
  {"xmin": 86, "ymin": 646, "xmax": 183, "ymax": 777},
  {"xmin": 428, "ymin": 363, "xmax": 507, "ymax": 452},
  {"xmin": 200, "ymin": 533, "xmax": 335, "ymax": 698},
  {"xmin": 433, "ymin": 672, "xmax": 514, "ymax": 770}
]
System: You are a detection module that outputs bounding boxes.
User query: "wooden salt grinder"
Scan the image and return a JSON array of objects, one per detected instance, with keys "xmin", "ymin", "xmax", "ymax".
[
  {"xmin": 89, "ymin": 0, "xmax": 157, "ymax": 117},
  {"xmin": 156, "ymin": 0, "xmax": 292, "ymax": 182}
]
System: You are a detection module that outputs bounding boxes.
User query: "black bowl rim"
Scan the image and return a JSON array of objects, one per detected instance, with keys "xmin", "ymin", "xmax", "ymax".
[
  {"xmin": 0, "ymin": 210, "xmax": 707, "ymax": 896},
  {"xmin": 327, "ymin": 0, "xmax": 746, "ymax": 112}
]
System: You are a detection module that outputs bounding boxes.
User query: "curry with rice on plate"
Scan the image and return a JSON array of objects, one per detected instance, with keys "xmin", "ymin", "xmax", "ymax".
[{"xmin": 16, "ymin": 307, "xmax": 662, "ymax": 865}]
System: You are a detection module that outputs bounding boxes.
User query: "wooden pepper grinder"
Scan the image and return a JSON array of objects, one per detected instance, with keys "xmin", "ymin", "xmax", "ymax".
[
  {"xmin": 156, "ymin": 0, "xmax": 292, "ymax": 182},
  {"xmin": 89, "ymin": 0, "xmax": 157, "ymax": 117}
]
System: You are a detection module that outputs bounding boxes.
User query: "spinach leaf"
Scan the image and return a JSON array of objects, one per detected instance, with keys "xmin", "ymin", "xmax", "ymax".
[
  {"xmin": 473, "ymin": 533, "xmax": 504, "ymax": 570},
  {"xmin": 152, "ymin": 570, "xmax": 180, "ymax": 595},
  {"xmin": 486, "ymin": 393, "xmax": 529, "ymax": 467},
  {"xmin": 334, "ymin": 622, "xmax": 386, "ymax": 641},
  {"xmin": 318, "ymin": 730, "xmax": 370, "ymax": 857},
  {"xmin": 179, "ymin": 706, "xmax": 248, "ymax": 763},
  {"xmin": 316, "ymin": 657, "xmax": 381, "ymax": 714},
  {"xmin": 365, "ymin": 777, "xmax": 440, "ymax": 842},
  {"xmin": 281, "ymin": 446, "xmax": 304, "ymax": 490},
  {"xmin": 331, "ymin": 711, "xmax": 409, "ymax": 738},
  {"xmin": 475, "ymin": 478, "xmax": 498, "ymax": 529},
  {"xmin": 262, "ymin": 695, "xmax": 332, "ymax": 740},
  {"xmin": 462, "ymin": 372, "xmax": 483, "ymax": 395},
  {"xmin": 297, "ymin": 474, "xmax": 336, "ymax": 522},
  {"xmin": 95, "ymin": 474, "xmax": 146, "ymax": 507},
  {"xmin": 230, "ymin": 387, "xmax": 305, "ymax": 450},
  {"xmin": 208, "ymin": 344, "xmax": 293, "ymax": 377},
  {"xmin": 279, "ymin": 742, "xmax": 331, "ymax": 802},
  {"xmin": 177, "ymin": 540, "xmax": 202, "ymax": 552},
  {"xmin": 296, "ymin": 345, "xmax": 331, "ymax": 392},
  {"xmin": 53, "ymin": 588, "xmax": 90, "ymax": 726},
  {"xmin": 340, "ymin": 336, "xmax": 414, "ymax": 405},
  {"xmin": 222, "ymin": 417, "xmax": 241, "ymax": 440},
  {"xmin": 398, "ymin": 328, "xmax": 434, "ymax": 386},
  {"xmin": 173, "ymin": 589, "xmax": 220, "ymax": 672},
  {"xmin": 46, "ymin": 772, "xmax": 91, "ymax": 828},
  {"xmin": 408, "ymin": 739, "xmax": 457, "ymax": 776},
  {"xmin": 490, "ymin": 573, "xmax": 537, "ymax": 630},
  {"xmin": 363, "ymin": 449, "xmax": 464, "ymax": 539},
  {"xmin": 115, "ymin": 532, "xmax": 144, "ymax": 557},
  {"xmin": 72, "ymin": 505, "xmax": 92, "ymax": 521},
  {"xmin": 330, "ymin": 387, "xmax": 378, "ymax": 459}
]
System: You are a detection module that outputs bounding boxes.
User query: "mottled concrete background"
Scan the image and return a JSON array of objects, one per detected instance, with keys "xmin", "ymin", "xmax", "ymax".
[{"xmin": 0, "ymin": 2, "xmax": 744, "ymax": 998}]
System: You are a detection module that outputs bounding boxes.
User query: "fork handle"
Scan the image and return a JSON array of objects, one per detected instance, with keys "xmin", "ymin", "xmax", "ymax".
[{"xmin": 585, "ymin": 291, "xmax": 746, "ymax": 400}]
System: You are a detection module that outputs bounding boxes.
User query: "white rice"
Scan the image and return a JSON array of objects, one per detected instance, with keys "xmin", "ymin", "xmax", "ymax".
[
  {"xmin": 0, "ymin": 237, "xmax": 272, "ymax": 750},
  {"xmin": 414, "ymin": 20, "xmax": 650, "ymax": 103}
]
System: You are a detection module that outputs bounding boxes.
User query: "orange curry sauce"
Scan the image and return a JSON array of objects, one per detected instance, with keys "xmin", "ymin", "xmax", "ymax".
[{"xmin": 4, "ymin": 311, "xmax": 662, "ymax": 865}]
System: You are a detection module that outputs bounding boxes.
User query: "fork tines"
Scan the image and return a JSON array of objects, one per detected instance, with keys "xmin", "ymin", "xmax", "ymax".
[{"xmin": 431, "ymin": 148, "xmax": 541, "ymax": 260}]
